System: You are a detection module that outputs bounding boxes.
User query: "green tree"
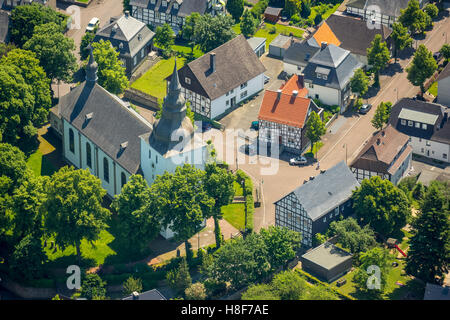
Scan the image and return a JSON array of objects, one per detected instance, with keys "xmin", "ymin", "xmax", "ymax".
[
  {"xmin": 9, "ymin": 233, "xmax": 47, "ymax": 281},
  {"xmin": 123, "ymin": 0, "xmax": 132, "ymax": 12},
  {"xmin": 185, "ymin": 282, "xmax": 207, "ymax": 300},
  {"xmin": 424, "ymin": 3, "xmax": 439, "ymax": 19},
  {"xmin": 166, "ymin": 257, "xmax": 192, "ymax": 294},
  {"xmin": 44, "ymin": 167, "xmax": 111, "ymax": 263},
  {"xmin": 305, "ymin": 111, "xmax": 326, "ymax": 156},
  {"xmin": 182, "ymin": 12, "xmax": 201, "ymax": 42},
  {"xmin": 0, "ymin": 43, "xmax": 16, "ymax": 58},
  {"xmin": 272, "ymin": 270, "xmax": 308, "ymax": 300},
  {"xmin": 398, "ymin": 0, "xmax": 430, "ymax": 34},
  {"xmin": 91, "ymin": 40, "xmax": 129, "ymax": 95},
  {"xmin": 150, "ymin": 164, "xmax": 214, "ymax": 263},
  {"xmin": 350, "ymin": 68, "xmax": 370, "ymax": 98},
  {"xmin": 391, "ymin": 22, "xmax": 413, "ymax": 63},
  {"xmin": 284, "ymin": 0, "xmax": 300, "ymax": 17},
  {"xmin": 371, "ymin": 101, "xmax": 392, "ymax": 130},
  {"xmin": 0, "ymin": 143, "xmax": 28, "ymax": 192},
  {"xmin": 23, "ymin": 22, "xmax": 77, "ymax": 83},
  {"xmin": 440, "ymin": 44, "xmax": 450, "ymax": 61},
  {"xmin": 300, "ymin": 0, "xmax": 311, "ymax": 19},
  {"xmin": 80, "ymin": 31, "xmax": 96, "ymax": 60},
  {"xmin": 204, "ymin": 163, "xmax": 235, "ymax": 248},
  {"xmin": 122, "ymin": 277, "xmax": 143, "ymax": 296},
  {"xmin": 111, "ymin": 175, "xmax": 161, "ymax": 254},
  {"xmin": 411, "ymin": 182, "xmax": 425, "ymax": 200},
  {"xmin": 1, "ymin": 49, "xmax": 52, "ymax": 129},
  {"xmin": 328, "ymin": 217, "xmax": 377, "ymax": 255},
  {"xmin": 367, "ymin": 34, "xmax": 391, "ymax": 86},
  {"xmin": 80, "ymin": 273, "xmax": 107, "ymax": 300},
  {"xmin": 406, "ymin": 44, "xmax": 437, "ymax": 96},
  {"xmin": 10, "ymin": 3, "xmax": 67, "ymax": 47},
  {"xmin": 154, "ymin": 23, "xmax": 175, "ymax": 50},
  {"xmin": 226, "ymin": 0, "xmax": 244, "ymax": 22},
  {"xmin": 240, "ymin": 9, "xmax": 257, "ymax": 38},
  {"xmin": 260, "ymin": 226, "xmax": 302, "ymax": 270},
  {"xmin": 406, "ymin": 185, "xmax": 449, "ymax": 284},
  {"xmin": 241, "ymin": 284, "xmax": 280, "ymax": 300},
  {"xmin": 352, "ymin": 176, "xmax": 411, "ymax": 237},
  {"xmin": 193, "ymin": 14, "xmax": 236, "ymax": 53},
  {"xmin": 314, "ymin": 13, "xmax": 323, "ymax": 26}
]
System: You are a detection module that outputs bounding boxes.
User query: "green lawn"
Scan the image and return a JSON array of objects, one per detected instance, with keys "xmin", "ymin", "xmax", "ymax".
[
  {"xmin": 172, "ymin": 43, "xmax": 204, "ymax": 59},
  {"xmin": 27, "ymin": 149, "xmax": 57, "ymax": 177},
  {"xmin": 427, "ymin": 81, "xmax": 438, "ymax": 96},
  {"xmin": 221, "ymin": 203, "xmax": 253, "ymax": 231},
  {"xmin": 309, "ymin": 3, "xmax": 341, "ymax": 21},
  {"xmin": 233, "ymin": 181, "xmax": 243, "ymax": 197},
  {"xmin": 131, "ymin": 56, "xmax": 186, "ymax": 101}
]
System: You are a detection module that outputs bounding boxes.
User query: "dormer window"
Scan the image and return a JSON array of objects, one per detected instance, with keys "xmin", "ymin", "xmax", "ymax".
[
  {"xmin": 174, "ymin": 3, "xmax": 178, "ymax": 9},
  {"xmin": 138, "ymin": 34, "xmax": 142, "ymax": 41},
  {"xmin": 185, "ymin": 77, "xmax": 191, "ymax": 84},
  {"xmin": 401, "ymin": 119, "xmax": 406, "ymax": 125},
  {"xmin": 422, "ymin": 123, "xmax": 427, "ymax": 130},
  {"xmin": 162, "ymin": 0, "xmax": 167, "ymax": 6}
]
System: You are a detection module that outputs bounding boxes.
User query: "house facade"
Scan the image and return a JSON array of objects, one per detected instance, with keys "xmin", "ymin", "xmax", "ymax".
[
  {"xmin": 389, "ymin": 98, "xmax": 450, "ymax": 164},
  {"xmin": 275, "ymin": 161, "xmax": 360, "ymax": 247},
  {"xmin": 167, "ymin": 35, "xmax": 266, "ymax": 119},
  {"xmin": 437, "ymin": 63, "xmax": 450, "ymax": 107},
  {"xmin": 303, "ymin": 43, "xmax": 363, "ymax": 113},
  {"xmin": 130, "ymin": 0, "xmax": 225, "ymax": 33},
  {"xmin": 258, "ymin": 74, "xmax": 323, "ymax": 154},
  {"xmin": 350, "ymin": 124, "xmax": 413, "ymax": 185},
  {"xmin": 93, "ymin": 12, "xmax": 155, "ymax": 77}
]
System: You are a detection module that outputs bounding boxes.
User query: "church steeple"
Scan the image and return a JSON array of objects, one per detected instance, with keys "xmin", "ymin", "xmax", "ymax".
[{"xmin": 86, "ymin": 45, "xmax": 98, "ymax": 83}]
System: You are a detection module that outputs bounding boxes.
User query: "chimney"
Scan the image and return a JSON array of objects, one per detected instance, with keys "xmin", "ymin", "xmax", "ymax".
[
  {"xmin": 309, "ymin": 176, "xmax": 315, "ymax": 181},
  {"xmin": 210, "ymin": 52, "xmax": 216, "ymax": 73},
  {"xmin": 298, "ymin": 73, "xmax": 304, "ymax": 88},
  {"xmin": 376, "ymin": 138, "xmax": 381, "ymax": 145},
  {"xmin": 276, "ymin": 89, "xmax": 282, "ymax": 100},
  {"xmin": 321, "ymin": 42, "xmax": 327, "ymax": 50},
  {"xmin": 132, "ymin": 291, "xmax": 139, "ymax": 300},
  {"xmin": 381, "ymin": 131, "xmax": 385, "ymax": 137},
  {"xmin": 292, "ymin": 90, "xmax": 298, "ymax": 98},
  {"xmin": 125, "ymin": 10, "xmax": 130, "ymax": 17}
]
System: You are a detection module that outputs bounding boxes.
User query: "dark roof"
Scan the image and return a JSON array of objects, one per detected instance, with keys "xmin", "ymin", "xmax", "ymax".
[
  {"xmin": 283, "ymin": 42, "xmax": 320, "ymax": 66},
  {"xmin": 325, "ymin": 14, "xmax": 392, "ymax": 56},
  {"xmin": 57, "ymin": 82, "xmax": 152, "ymax": 174},
  {"xmin": 303, "ymin": 44, "xmax": 363, "ymax": 90},
  {"xmin": 94, "ymin": 13, "xmax": 154, "ymax": 58},
  {"xmin": 277, "ymin": 161, "xmax": 360, "ymax": 221},
  {"xmin": 423, "ymin": 283, "xmax": 450, "ymax": 300},
  {"xmin": 122, "ymin": 289, "xmax": 166, "ymax": 300},
  {"xmin": 437, "ymin": 62, "xmax": 450, "ymax": 82},
  {"xmin": 264, "ymin": 6, "xmax": 282, "ymax": 16},
  {"xmin": 351, "ymin": 124, "xmax": 411, "ymax": 175},
  {"xmin": 169, "ymin": 35, "xmax": 266, "ymax": 100},
  {"xmin": 389, "ymin": 98, "xmax": 450, "ymax": 145},
  {"xmin": 129, "ymin": 0, "xmax": 208, "ymax": 17},
  {"xmin": 346, "ymin": 0, "xmax": 366, "ymax": 9},
  {"xmin": 347, "ymin": 0, "xmax": 410, "ymax": 17},
  {"xmin": 0, "ymin": 10, "xmax": 10, "ymax": 43},
  {"xmin": 177, "ymin": 0, "xmax": 207, "ymax": 17},
  {"xmin": 301, "ymin": 242, "xmax": 352, "ymax": 271}
]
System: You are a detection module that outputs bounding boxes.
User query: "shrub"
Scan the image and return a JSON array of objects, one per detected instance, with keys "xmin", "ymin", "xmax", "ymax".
[
  {"xmin": 185, "ymin": 282, "xmax": 207, "ymax": 300},
  {"xmin": 291, "ymin": 14, "xmax": 300, "ymax": 23},
  {"xmin": 268, "ymin": 26, "xmax": 277, "ymax": 34}
]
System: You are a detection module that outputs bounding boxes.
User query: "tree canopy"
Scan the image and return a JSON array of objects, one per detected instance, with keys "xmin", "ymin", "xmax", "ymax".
[
  {"xmin": 193, "ymin": 14, "xmax": 236, "ymax": 53},
  {"xmin": 306, "ymin": 111, "xmax": 326, "ymax": 154},
  {"xmin": 398, "ymin": 0, "xmax": 431, "ymax": 34},
  {"xmin": 328, "ymin": 217, "xmax": 377, "ymax": 255},
  {"xmin": 226, "ymin": 0, "xmax": 244, "ymax": 22},
  {"xmin": 240, "ymin": 9, "xmax": 258, "ymax": 38},
  {"xmin": 391, "ymin": 22, "xmax": 413, "ymax": 62},
  {"xmin": 371, "ymin": 101, "xmax": 392, "ymax": 130},
  {"xmin": 407, "ymin": 44, "xmax": 437, "ymax": 96},
  {"xmin": 350, "ymin": 68, "xmax": 369, "ymax": 97},
  {"xmin": 367, "ymin": 34, "xmax": 391, "ymax": 86},
  {"xmin": 154, "ymin": 23, "xmax": 175, "ymax": 50}
]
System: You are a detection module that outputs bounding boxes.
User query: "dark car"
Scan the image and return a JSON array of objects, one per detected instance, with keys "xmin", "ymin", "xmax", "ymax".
[
  {"xmin": 359, "ymin": 104, "xmax": 372, "ymax": 114},
  {"xmin": 433, "ymin": 52, "xmax": 443, "ymax": 61},
  {"xmin": 202, "ymin": 122, "xmax": 212, "ymax": 132},
  {"xmin": 251, "ymin": 121, "xmax": 259, "ymax": 131}
]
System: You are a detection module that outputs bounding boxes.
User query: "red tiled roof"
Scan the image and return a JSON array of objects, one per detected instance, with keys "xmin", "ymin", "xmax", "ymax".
[
  {"xmin": 258, "ymin": 91, "xmax": 311, "ymax": 128},
  {"xmin": 280, "ymin": 74, "xmax": 308, "ymax": 97}
]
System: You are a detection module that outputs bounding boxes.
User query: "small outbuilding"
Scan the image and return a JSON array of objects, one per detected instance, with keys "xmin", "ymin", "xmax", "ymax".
[
  {"xmin": 301, "ymin": 242, "xmax": 353, "ymax": 282},
  {"xmin": 269, "ymin": 34, "xmax": 291, "ymax": 59},
  {"xmin": 247, "ymin": 37, "xmax": 266, "ymax": 58},
  {"xmin": 264, "ymin": 6, "xmax": 282, "ymax": 23}
]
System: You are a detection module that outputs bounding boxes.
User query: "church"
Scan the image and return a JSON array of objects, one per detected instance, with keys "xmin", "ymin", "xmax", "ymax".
[{"xmin": 50, "ymin": 48, "xmax": 207, "ymax": 237}]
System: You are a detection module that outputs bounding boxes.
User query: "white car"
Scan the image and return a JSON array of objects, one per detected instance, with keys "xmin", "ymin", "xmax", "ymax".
[
  {"xmin": 289, "ymin": 156, "xmax": 307, "ymax": 166},
  {"xmin": 86, "ymin": 17, "xmax": 100, "ymax": 32}
]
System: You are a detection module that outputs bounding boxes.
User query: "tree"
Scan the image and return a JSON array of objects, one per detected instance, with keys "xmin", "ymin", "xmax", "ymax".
[
  {"xmin": 305, "ymin": 111, "xmax": 326, "ymax": 156},
  {"xmin": 407, "ymin": 44, "xmax": 437, "ymax": 96},
  {"xmin": 150, "ymin": 164, "xmax": 214, "ymax": 262},
  {"xmin": 406, "ymin": 185, "xmax": 449, "ymax": 284},
  {"xmin": 259, "ymin": 226, "xmax": 302, "ymax": 270},
  {"xmin": 398, "ymin": 0, "xmax": 430, "ymax": 34},
  {"xmin": 166, "ymin": 257, "xmax": 192, "ymax": 294},
  {"xmin": 241, "ymin": 284, "xmax": 280, "ymax": 300},
  {"xmin": 44, "ymin": 167, "xmax": 111, "ymax": 263},
  {"xmin": 314, "ymin": 13, "xmax": 323, "ymax": 26},
  {"xmin": 350, "ymin": 68, "xmax": 370, "ymax": 97},
  {"xmin": 440, "ymin": 44, "xmax": 450, "ymax": 61},
  {"xmin": 80, "ymin": 31, "xmax": 96, "ymax": 61},
  {"xmin": 300, "ymin": 0, "xmax": 311, "ymax": 19},
  {"xmin": 80, "ymin": 273, "xmax": 107, "ymax": 300},
  {"xmin": 0, "ymin": 143, "xmax": 28, "ymax": 191},
  {"xmin": 10, "ymin": 3, "xmax": 67, "ymax": 47},
  {"xmin": 185, "ymin": 282, "xmax": 207, "ymax": 300},
  {"xmin": 0, "ymin": 64, "xmax": 36, "ymax": 144},
  {"xmin": 353, "ymin": 247, "xmax": 393, "ymax": 297},
  {"xmin": 111, "ymin": 174, "xmax": 161, "ymax": 254},
  {"xmin": 367, "ymin": 34, "xmax": 391, "ymax": 86},
  {"xmin": 154, "ymin": 23, "xmax": 175, "ymax": 50},
  {"xmin": 122, "ymin": 277, "xmax": 143, "ymax": 296},
  {"xmin": 9, "ymin": 233, "xmax": 47, "ymax": 281},
  {"xmin": 371, "ymin": 101, "xmax": 392, "ymax": 130},
  {"xmin": 182, "ymin": 12, "xmax": 201, "ymax": 42},
  {"xmin": 240, "ymin": 9, "xmax": 257, "ymax": 38},
  {"xmin": 1, "ymin": 49, "xmax": 52, "ymax": 129},
  {"xmin": 391, "ymin": 22, "xmax": 413, "ymax": 63},
  {"xmin": 23, "ymin": 22, "xmax": 77, "ymax": 83},
  {"xmin": 193, "ymin": 14, "xmax": 236, "ymax": 53},
  {"xmin": 123, "ymin": 0, "xmax": 132, "ymax": 12},
  {"xmin": 272, "ymin": 270, "xmax": 308, "ymax": 300},
  {"xmin": 352, "ymin": 176, "xmax": 411, "ymax": 237},
  {"xmin": 284, "ymin": 0, "xmax": 300, "ymax": 17},
  {"xmin": 424, "ymin": 3, "xmax": 439, "ymax": 19},
  {"xmin": 226, "ymin": 0, "xmax": 244, "ymax": 22},
  {"xmin": 204, "ymin": 163, "xmax": 235, "ymax": 248},
  {"xmin": 328, "ymin": 217, "xmax": 377, "ymax": 255},
  {"xmin": 91, "ymin": 40, "xmax": 129, "ymax": 96},
  {"xmin": 0, "ymin": 43, "xmax": 16, "ymax": 58}
]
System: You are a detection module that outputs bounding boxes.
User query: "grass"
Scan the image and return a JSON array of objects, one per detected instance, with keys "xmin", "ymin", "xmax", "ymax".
[
  {"xmin": 304, "ymin": 141, "xmax": 324, "ymax": 157},
  {"xmin": 427, "ymin": 81, "xmax": 438, "ymax": 96},
  {"xmin": 131, "ymin": 56, "xmax": 186, "ymax": 101},
  {"xmin": 233, "ymin": 181, "xmax": 243, "ymax": 197},
  {"xmin": 221, "ymin": 203, "xmax": 253, "ymax": 231},
  {"xmin": 309, "ymin": 3, "xmax": 341, "ymax": 21},
  {"xmin": 27, "ymin": 149, "xmax": 57, "ymax": 177}
]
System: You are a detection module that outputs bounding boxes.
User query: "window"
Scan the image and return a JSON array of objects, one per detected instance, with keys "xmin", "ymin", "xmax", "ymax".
[
  {"xmin": 121, "ymin": 172, "xmax": 126, "ymax": 188},
  {"xmin": 315, "ymin": 94, "xmax": 319, "ymax": 99},
  {"xmin": 401, "ymin": 119, "xmax": 406, "ymax": 125},
  {"xmin": 323, "ymin": 216, "xmax": 327, "ymax": 223},
  {"xmin": 226, "ymin": 100, "xmax": 229, "ymax": 106},
  {"xmin": 443, "ymin": 153, "xmax": 447, "ymax": 159},
  {"xmin": 185, "ymin": 77, "xmax": 191, "ymax": 84},
  {"xmin": 230, "ymin": 89, "xmax": 234, "ymax": 94},
  {"xmin": 240, "ymin": 91, "xmax": 247, "ymax": 99},
  {"xmin": 408, "ymin": 121, "xmax": 413, "ymax": 127},
  {"xmin": 141, "ymin": 48, "xmax": 145, "ymax": 58},
  {"xmin": 156, "ymin": 156, "xmax": 158, "ymax": 164},
  {"xmin": 149, "ymin": 150, "xmax": 151, "ymax": 158},
  {"xmin": 162, "ymin": 0, "xmax": 166, "ymax": 6},
  {"xmin": 415, "ymin": 122, "xmax": 420, "ymax": 128},
  {"xmin": 133, "ymin": 55, "xmax": 137, "ymax": 66},
  {"xmin": 86, "ymin": 143, "xmax": 92, "ymax": 168},
  {"xmin": 323, "ymin": 75, "xmax": 328, "ymax": 80},
  {"xmin": 103, "ymin": 158, "xmax": 109, "ymax": 183},
  {"xmin": 226, "ymin": 91, "xmax": 229, "ymax": 96},
  {"xmin": 426, "ymin": 141, "xmax": 431, "ymax": 146},
  {"xmin": 240, "ymin": 82, "xmax": 248, "ymax": 89},
  {"xmin": 69, "ymin": 129, "xmax": 75, "ymax": 153},
  {"xmin": 422, "ymin": 123, "xmax": 427, "ymax": 130}
]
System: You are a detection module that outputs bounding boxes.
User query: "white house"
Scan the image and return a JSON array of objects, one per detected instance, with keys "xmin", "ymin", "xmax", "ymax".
[
  {"xmin": 389, "ymin": 98, "xmax": 450, "ymax": 164},
  {"xmin": 50, "ymin": 50, "xmax": 207, "ymax": 239},
  {"xmin": 167, "ymin": 35, "xmax": 267, "ymax": 119},
  {"xmin": 437, "ymin": 63, "xmax": 450, "ymax": 107}
]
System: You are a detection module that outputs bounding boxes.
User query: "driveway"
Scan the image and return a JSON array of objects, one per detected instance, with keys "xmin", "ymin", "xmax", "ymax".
[{"xmin": 219, "ymin": 54, "xmax": 284, "ymax": 131}]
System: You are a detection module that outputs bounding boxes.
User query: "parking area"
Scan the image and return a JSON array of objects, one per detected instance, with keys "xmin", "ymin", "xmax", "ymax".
[
  {"xmin": 219, "ymin": 54, "xmax": 285, "ymax": 131},
  {"xmin": 409, "ymin": 158, "xmax": 450, "ymax": 185}
]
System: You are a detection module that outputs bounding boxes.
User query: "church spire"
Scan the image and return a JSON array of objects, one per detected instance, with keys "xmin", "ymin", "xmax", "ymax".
[
  {"xmin": 168, "ymin": 58, "xmax": 181, "ymax": 93},
  {"xmin": 86, "ymin": 45, "xmax": 98, "ymax": 83}
]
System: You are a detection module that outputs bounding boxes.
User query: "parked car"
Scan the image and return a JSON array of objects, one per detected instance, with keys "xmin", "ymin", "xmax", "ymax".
[
  {"xmin": 359, "ymin": 103, "xmax": 372, "ymax": 114},
  {"xmin": 433, "ymin": 52, "xmax": 443, "ymax": 61},
  {"xmin": 86, "ymin": 17, "xmax": 100, "ymax": 32},
  {"xmin": 289, "ymin": 156, "xmax": 307, "ymax": 166},
  {"xmin": 202, "ymin": 122, "xmax": 212, "ymax": 132},
  {"xmin": 264, "ymin": 75, "xmax": 270, "ymax": 84},
  {"xmin": 251, "ymin": 121, "xmax": 259, "ymax": 131}
]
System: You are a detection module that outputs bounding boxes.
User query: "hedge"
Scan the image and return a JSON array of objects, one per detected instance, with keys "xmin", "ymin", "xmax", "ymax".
[{"xmin": 295, "ymin": 269, "xmax": 355, "ymax": 300}]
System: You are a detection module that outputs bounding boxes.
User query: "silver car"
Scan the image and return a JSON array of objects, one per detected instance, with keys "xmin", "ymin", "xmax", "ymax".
[{"xmin": 289, "ymin": 156, "xmax": 307, "ymax": 166}]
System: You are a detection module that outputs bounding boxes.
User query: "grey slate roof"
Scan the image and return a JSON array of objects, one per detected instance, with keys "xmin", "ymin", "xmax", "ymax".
[
  {"xmin": 122, "ymin": 289, "xmax": 166, "ymax": 300},
  {"xmin": 347, "ymin": 0, "xmax": 410, "ymax": 17},
  {"xmin": 94, "ymin": 13, "xmax": 154, "ymax": 59},
  {"xmin": 283, "ymin": 42, "xmax": 320, "ymax": 66},
  {"xmin": 171, "ymin": 35, "xmax": 266, "ymax": 100},
  {"xmin": 0, "ymin": 10, "xmax": 9, "ymax": 43},
  {"xmin": 57, "ymin": 82, "xmax": 152, "ymax": 174},
  {"xmin": 346, "ymin": 0, "xmax": 366, "ymax": 9},
  {"xmin": 288, "ymin": 161, "xmax": 360, "ymax": 221},
  {"xmin": 301, "ymin": 242, "xmax": 352, "ymax": 271},
  {"xmin": 130, "ymin": 0, "xmax": 208, "ymax": 17},
  {"xmin": 303, "ymin": 44, "xmax": 363, "ymax": 90},
  {"xmin": 264, "ymin": 6, "xmax": 282, "ymax": 16}
]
